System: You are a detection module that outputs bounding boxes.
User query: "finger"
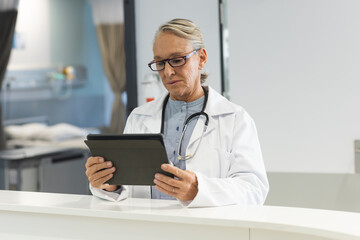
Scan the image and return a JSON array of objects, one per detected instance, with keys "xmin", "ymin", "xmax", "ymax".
[
  {"xmin": 89, "ymin": 167, "xmax": 116, "ymax": 184},
  {"xmin": 86, "ymin": 161, "xmax": 113, "ymax": 177},
  {"xmin": 85, "ymin": 157, "xmax": 104, "ymax": 168},
  {"xmin": 154, "ymin": 173, "xmax": 182, "ymax": 188},
  {"xmin": 155, "ymin": 184, "xmax": 178, "ymax": 197},
  {"xmin": 92, "ymin": 173, "xmax": 114, "ymax": 189},
  {"xmin": 161, "ymin": 164, "xmax": 190, "ymax": 180},
  {"xmin": 104, "ymin": 184, "xmax": 120, "ymax": 192},
  {"xmin": 153, "ymin": 177, "xmax": 179, "ymax": 193}
]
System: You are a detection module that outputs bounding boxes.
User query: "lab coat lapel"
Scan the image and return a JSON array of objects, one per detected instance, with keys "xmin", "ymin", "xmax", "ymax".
[
  {"xmin": 143, "ymin": 110, "xmax": 162, "ymax": 133},
  {"xmin": 135, "ymin": 93, "xmax": 167, "ymax": 134},
  {"xmin": 186, "ymin": 86, "xmax": 236, "ymax": 151}
]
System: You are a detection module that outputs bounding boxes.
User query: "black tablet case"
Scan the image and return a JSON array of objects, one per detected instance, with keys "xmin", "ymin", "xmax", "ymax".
[{"xmin": 84, "ymin": 134, "xmax": 172, "ymax": 185}]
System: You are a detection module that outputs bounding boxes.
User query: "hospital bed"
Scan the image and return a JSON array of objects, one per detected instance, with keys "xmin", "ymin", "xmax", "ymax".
[
  {"xmin": 4, "ymin": 116, "xmax": 97, "ymax": 150},
  {"xmin": 0, "ymin": 117, "xmax": 96, "ymax": 195}
]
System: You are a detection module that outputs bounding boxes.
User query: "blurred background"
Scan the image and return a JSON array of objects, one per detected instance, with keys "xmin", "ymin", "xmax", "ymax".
[{"xmin": 0, "ymin": 0, "xmax": 359, "ymax": 213}]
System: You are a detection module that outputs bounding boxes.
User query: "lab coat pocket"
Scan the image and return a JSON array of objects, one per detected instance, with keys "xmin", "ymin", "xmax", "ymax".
[
  {"xmin": 189, "ymin": 147, "xmax": 231, "ymax": 178},
  {"xmin": 213, "ymin": 147, "xmax": 233, "ymax": 178}
]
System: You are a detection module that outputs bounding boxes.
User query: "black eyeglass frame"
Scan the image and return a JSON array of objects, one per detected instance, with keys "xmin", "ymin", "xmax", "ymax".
[{"xmin": 148, "ymin": 49, "xmax": 201, "ymax": 71}]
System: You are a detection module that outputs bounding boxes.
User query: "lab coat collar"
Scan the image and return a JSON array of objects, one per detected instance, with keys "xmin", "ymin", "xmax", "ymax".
[
  {"xmin": 131, "ymin": 93, "xmax": 167, "ymax": 133},
  {"xmin": 131, "ymin": 85, "xmax": 237, "ymax": 134},
  {"xmin": 187, "ymin": 86, "xmax": 237, "ymax": 149},
  {"xmin": 203, "ymin": 85, "xmax": 237, "ymax": 116}
]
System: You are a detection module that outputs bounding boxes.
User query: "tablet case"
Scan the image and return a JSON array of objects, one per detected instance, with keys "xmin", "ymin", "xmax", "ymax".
[{"xmin": 84, "ymin": 134, "xmax": 172, "ymax": 185}]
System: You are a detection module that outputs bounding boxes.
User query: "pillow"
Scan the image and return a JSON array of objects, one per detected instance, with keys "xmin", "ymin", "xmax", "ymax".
[
  {"xmin": 5, "ymin": 123, "xmax": 48, "ymax": 140},
  {"xmin": 5, "ymin": 123, "xmax": 88, "ymax": 142},
  {"xmin": 34, "ymin": 123, "xmax": 88, "ymax": 142}
]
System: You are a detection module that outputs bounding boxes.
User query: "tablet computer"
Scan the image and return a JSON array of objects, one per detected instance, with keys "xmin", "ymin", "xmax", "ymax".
[{"xmin": 84, "ymin": 133, "xmax": 172, "ymax": 186}]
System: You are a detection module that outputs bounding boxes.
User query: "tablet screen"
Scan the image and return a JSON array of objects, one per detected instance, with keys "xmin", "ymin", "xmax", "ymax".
[{"xmin": 84, "ymin": 134, "xmax": 172, "ymax": 185}]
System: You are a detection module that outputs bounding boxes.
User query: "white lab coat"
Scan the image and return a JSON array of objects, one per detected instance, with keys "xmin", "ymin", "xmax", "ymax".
[{"xmin": 91, "ymin": 86, "xmax": 269, "ymax": 207}]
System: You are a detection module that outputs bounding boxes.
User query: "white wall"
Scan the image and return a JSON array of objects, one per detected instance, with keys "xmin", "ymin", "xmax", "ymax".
[
  {"xmin": 8, "ymin": 0, "xmax": 84, "ymax": 69},
  {"xmin": 8, "ymin": 0, "xmax": 51, "ymax": 69},
  {"xmin": 227, "ymin": 0, "xmax": 360, "ymax": 173},
  {"xmin": 265, "ymin": 173, "xmax": 360, "ymax": 213},
  {"xmin": 134, "ymin": 0, "xmax": 221, "ymax": 105}
]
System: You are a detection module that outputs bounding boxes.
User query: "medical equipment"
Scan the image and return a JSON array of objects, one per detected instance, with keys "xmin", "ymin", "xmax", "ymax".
[
  {"xmin": 142, "ymin": 73, "xmax": 163, "ymax": 103},
  {"xmin": 1, "ymin": 118, "xmax": 94, "ymax": 194},
  {"xmin": 0, "ymin": 147, "xmax": 89, "ymax": 194},
  {"xmin": 160, "ymin": 86, "xmax": 209, "ymax": 160}
]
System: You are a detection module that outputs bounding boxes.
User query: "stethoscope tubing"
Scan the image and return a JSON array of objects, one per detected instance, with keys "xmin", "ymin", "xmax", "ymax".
[
  {"xmin": 160, "ymin": 86, "xmax": 209, "ymax": 160},
  {"xmin": 160, "ymin": 86, "xmax": 209, "ymax": 134}
]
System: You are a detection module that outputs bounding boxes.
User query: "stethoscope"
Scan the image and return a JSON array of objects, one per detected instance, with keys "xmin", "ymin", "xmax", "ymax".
[{"xmin": 160, "ymin": 86, "xmax": 209, "ymax": 160}]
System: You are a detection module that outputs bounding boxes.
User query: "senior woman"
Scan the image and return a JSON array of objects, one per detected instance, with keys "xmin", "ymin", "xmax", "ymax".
[{"xmin": 86, "ymin": 19, "xmax": 269, "ymax": 207}]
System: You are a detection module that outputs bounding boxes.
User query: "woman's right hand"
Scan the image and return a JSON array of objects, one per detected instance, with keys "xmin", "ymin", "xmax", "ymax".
[{"xmin": 85, "ymin": 156, "xmax": 118, "ymax": 191}]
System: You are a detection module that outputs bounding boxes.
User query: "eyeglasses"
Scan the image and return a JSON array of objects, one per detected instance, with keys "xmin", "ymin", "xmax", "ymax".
[{"xmin": 148, "ymin": 49, "xmax": 200, "ymax": 71}]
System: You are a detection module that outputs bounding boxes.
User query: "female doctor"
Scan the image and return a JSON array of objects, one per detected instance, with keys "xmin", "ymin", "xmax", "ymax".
[{"xmin": 85, "ymin": 19, "xmax": 269, "ymax": 207}]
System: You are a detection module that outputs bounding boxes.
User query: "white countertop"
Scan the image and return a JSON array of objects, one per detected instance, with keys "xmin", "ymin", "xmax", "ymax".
[{"xmin": 1, "ymin": 190, "xmax": 360, "ymax": 239}]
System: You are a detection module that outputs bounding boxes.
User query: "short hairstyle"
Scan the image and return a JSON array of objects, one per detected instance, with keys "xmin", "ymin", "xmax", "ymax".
[{"xmin": 154, "ymin": 19, "xmax": 209, "ymax": 83}]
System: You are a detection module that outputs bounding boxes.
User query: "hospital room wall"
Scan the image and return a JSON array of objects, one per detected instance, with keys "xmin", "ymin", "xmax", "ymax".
[
  {"xmin": 5, "ymin": 0, "xmax": 111, "ymax": 128},
  {"xmin": 227, "ymin": 0, "xmax": 360, "ymax": 174},
  {"xmin": 224, "ymin": 0, "xmax": 360, "ymax": 212}
]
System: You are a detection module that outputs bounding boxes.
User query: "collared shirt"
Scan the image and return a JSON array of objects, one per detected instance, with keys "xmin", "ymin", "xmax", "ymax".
[{"xmin": 151, "ymin": 95, "xmax": 205, "ymax": 199}]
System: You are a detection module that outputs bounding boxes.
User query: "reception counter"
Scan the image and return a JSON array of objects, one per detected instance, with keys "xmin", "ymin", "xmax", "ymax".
[{"xmin": 0, "ymin": 190, "xmax": 359, "ymax": 240}]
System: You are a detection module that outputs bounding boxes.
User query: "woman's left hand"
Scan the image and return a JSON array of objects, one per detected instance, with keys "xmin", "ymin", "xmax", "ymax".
[{"xmin": 154, "ymin": 164, "xmax": 198, "ymax": 201}]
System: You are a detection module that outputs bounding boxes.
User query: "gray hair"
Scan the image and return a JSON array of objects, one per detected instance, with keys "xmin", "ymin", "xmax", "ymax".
[{"xmin": 154, "ymin": 19, "xmax": 209, "ymax": 83}]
